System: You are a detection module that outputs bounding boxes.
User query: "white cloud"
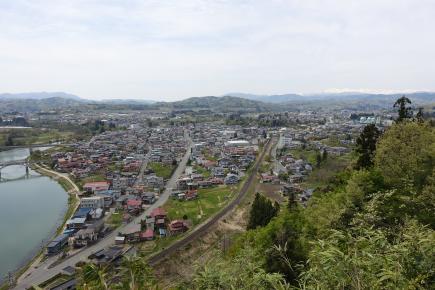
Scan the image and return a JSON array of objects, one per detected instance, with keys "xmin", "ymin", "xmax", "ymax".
[{"xmin": 0, "ymin": 0, "xmax": 434, "ymax": 100}]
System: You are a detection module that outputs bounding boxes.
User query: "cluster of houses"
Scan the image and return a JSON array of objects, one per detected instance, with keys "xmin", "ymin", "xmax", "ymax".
[
  {"xmin": 48, "ymin": 197, "xmax": 108, "ymax": 255},
  {"xmin": 51, "ymin": 127, "xmax": 186, "ymax": 183},
  {"xmin": 44, "ymin": 119, "xmax": 354, "ymax": 255},
  {"xmin": 175, "ymin": 124, "xmax": 262, "ymax": 193},
  {"xmin": 274, "ymin": 124, "xmax": 358, "ymax": 205},
  {"xmin": 45, "ymin": 126, "xmax": 191, "ymax": 255},
  {"xmin": 116, "ymin": 207, "xmax": 189, "ymax": 244},
  {"xmin": 278, "ymin": 128, "xmax": 351, "ymax": 156},
  {"xmin": 46, "ymin": 178, "xmax": 163, "ymax": 255}
]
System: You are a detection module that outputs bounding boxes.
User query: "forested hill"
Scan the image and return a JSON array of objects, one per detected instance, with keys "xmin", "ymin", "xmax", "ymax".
[
  {"xmin": 156, "ymin": 95, "xmax": 275, "ymax": 112},
  {"xmin": 0, "ymin": 94, "xmax": 274, "ymax": 113},
  {"xmin": 0, "ymin": 97, "xmax": 86, "ymax": 112}
]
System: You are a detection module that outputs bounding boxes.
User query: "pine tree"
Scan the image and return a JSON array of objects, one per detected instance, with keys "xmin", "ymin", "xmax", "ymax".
[
  {"xmin": 355, "ymin": 124, "xmax": 381, "ymax": 169},
  {"xmin": 247, "ymin": 193, "xmax": 280, "ymax": 230},
  {"xmin": 416, "ymin": 108, "xmax": 424, "ymax": 123},
  {"xmin": 394, "ymin": 96, "xmax": 412, "ymax": 122}
]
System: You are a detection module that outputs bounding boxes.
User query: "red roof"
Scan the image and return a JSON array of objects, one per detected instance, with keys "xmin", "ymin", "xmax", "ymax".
[
  {"xmin": 170, "ymin": 220, "xmax": 184, "ymax": 226},
  {"xmin": 127, "ymin": 199, "xmax": 142, "ymax": 206},
  {"xmin": 140, "ymin": 229, "xmax": 154, "ymax": 239},
  {"xmin": 151, "ymin": 207, "xmax": 166, "ymax": 218},
  {"xmin": 169, "ymin": 220, "xmax": 186, "ymax": 230},
  {"xmin": 186, "ymin": 190, "xmax": 198, "ymax": 195},
  {"xmin": 83, "ymin": 181, "xmax": 110, "ymax": 191}
]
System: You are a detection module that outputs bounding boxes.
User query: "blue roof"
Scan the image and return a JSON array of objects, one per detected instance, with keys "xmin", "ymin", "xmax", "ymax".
[
  {"xmin": 73, "ymin": 207, "xmax": 92, "ymax": 218},
  {"xmin": 63, "ymin": 229, "xmax": 76, "ymax": 236},
  {"xmin": 48, "ymin": 234, "xmax": 69, "ymax": 247},
  {"xmin": 98, "ymin": 189, "xmax": 119, "ymax": 196}
]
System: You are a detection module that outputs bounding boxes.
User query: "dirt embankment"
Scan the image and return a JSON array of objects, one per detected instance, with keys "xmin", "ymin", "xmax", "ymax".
[
  {"xmin": 152, "ymin": 139, "xmax": 281, "ymax": 289},
  {"xmin": 153, "ymin": 191, "xmax": 254, "ymax": 288}
]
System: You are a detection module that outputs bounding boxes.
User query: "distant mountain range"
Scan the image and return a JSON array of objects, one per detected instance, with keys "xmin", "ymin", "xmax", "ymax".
[
  {"xmin": 0, "ymin": 92, "xmax": 82, "ymax": 101},
  {"xmin": 100, "ymin": 99, "xmax": 155, "ymax": 105},
  {"xmin": 225, "ymin": 93, "xmax": 303, "ymax": 103},
  {"xmin": 0, "ymin": 92, "xmax": 156, "ymax": 104},
  {"xmin": 0, "ymin": 91, "xmax": 434, "ymax": 113},
  {"xmin": 225, "ymin": 92, "xmax": 435, "ymax": 104}
]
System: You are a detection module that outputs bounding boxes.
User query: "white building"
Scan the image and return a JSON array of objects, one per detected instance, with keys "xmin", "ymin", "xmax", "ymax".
[
  {"xmin": 225, "ymin": 140, "xmax": 250, "ymax": 147},
  {"xmin": 80, "ymin": 196, "xmax": 104, "ymax": 209}
]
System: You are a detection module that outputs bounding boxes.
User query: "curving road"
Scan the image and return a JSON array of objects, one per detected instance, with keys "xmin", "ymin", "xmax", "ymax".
[
  {"xmin": 14, "ymin": 137, "xmax": 192, "ymax": 289},
  {"xmin": 148, "ymin": 137, "xmax": 274, "ymax": 265},
  {"xmin": 14, "ymin": 134, "xmax": 269, "ymax": 288}
]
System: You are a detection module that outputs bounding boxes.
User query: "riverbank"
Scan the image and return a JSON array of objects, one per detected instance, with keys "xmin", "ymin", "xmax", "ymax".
[
  {"xmin": 4, "ymin": 163, "xmax": 80, "ymax": 288},
  {"xmin": 31, "ymin": 163, "xmax": 80, "ymax": 230}
]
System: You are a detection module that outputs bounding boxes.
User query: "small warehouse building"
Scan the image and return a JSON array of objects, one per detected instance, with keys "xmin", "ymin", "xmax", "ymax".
[{"xmin": 47, "ymin": 234, "xmax": 69, "ymax": 255}]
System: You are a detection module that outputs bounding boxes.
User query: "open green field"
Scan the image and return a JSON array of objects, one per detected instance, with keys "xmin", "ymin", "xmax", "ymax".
[
  {"xmin": 107, "ymin": 209, "xmax": 124, "ymax": 228},
  {"xmin": 288, "ymin": 148, "xmax": 318, "ymax": 165},
  {"xmin": 163, "ymin": 185, "xmax": 236, "ymax": 226},
  {"xmin": 0, "ymin": 128, "xmax": 74, "ymax": 146},
  {"xmin": 149, "ymin": 162, "xmax": 175, "ymax": 179},
  {"xmin": 193, "ymin": 165, "xmax": 211, "ymax": 178},
  {"xmin": 139, "ymin": 235, "xmax": 179, "ymax": 257},
  {"xmin": 73, "ymin": 173, "xmax": 107, "ymax": 191},
  {"xmin": 139, "ymin": 185, "xmax": 237, "ymax": 257}
]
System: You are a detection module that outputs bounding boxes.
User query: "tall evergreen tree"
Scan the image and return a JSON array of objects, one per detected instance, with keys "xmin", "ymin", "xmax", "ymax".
[
  {"xmin": 247, "ymin": 193, "xmax": 280, "ymax": 230},
  {"xmin": 415, "ymin": 107, "xmax": 424, "ymax": 123},
  {"xmin": 393, "ymin": 96, "xmax": 412, "ymax": 122},
  {"xmin": 355, "ymin": 124, "xmax": 381, "ymax": 169}
]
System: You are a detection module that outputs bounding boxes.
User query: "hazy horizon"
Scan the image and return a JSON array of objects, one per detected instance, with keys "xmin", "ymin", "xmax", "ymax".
[
  {"xmin": 1, "ymin": 1, "xmax": 434, "ymax": 101},
  {"xmin": 2, "ymin": 89, "xmax": 435, "ymax": 102}
]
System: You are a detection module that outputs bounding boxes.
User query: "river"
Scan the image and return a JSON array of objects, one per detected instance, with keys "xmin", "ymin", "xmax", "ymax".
[{"xmin": 0, "ymin": 148, "xmax": 68, "ymax": 282}]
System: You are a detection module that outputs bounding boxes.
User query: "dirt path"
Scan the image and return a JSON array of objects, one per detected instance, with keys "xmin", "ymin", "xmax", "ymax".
[{"xmin": 33, "ymin": 163, "xmax": 80, "ymax": 193}]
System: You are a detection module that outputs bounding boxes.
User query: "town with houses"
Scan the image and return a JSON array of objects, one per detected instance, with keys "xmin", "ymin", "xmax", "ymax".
[
  {"xmin": 32, "ymin": 108, "xmax": 396, "ymax": 259},
  {"xmin": 1, "ymin": 2, "xmax": 433, "ymax": 287},
  {"xmin": 0, "ymin": 99, "xmax": 422, "ymax": 289}
]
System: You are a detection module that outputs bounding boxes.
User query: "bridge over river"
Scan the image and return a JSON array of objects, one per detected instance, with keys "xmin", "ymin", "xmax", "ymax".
[
  {"xmin": 0, "ymin": 159, "xmax": 43, "ymax": 183},
  {"xmin": 0, "ymin": 159, "xmax": 28, "ymax": 170},
  {"xmin": 0, "ymin": 143, "xmax": 71, "ymax": 183}
]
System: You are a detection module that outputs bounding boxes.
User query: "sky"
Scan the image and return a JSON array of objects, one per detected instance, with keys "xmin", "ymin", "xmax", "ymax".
[{"xmin": 0, "ymin": 0, "xmax": 434, "ymax": 101}]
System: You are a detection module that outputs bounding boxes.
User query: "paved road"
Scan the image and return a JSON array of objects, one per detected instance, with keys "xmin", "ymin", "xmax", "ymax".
[
  {"xmin": 148, "ymin": 137, "xmax": 274, "ymax": 265},
  {"xmin": 14, "ymin": 138, "xmax": 192, "ymax": 289},
  {"xmin": 270, "ymin": 137, "xmax": 286, "ymax": 175},
  {"xmin": 134, "ymin": 151, "xmax": 150, "ymax": 187}
]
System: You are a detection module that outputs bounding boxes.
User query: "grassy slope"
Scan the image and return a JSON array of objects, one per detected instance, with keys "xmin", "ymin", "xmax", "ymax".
[
  {"xmin": 164, "ymin": 186, "xmax": 235, "ymax": 226},
  {"xmin": 149, "ymin": 162, "xmax": 175, "ymax": 179}
]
